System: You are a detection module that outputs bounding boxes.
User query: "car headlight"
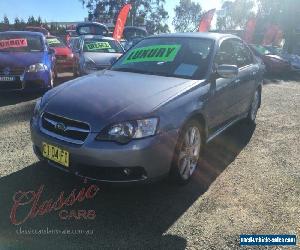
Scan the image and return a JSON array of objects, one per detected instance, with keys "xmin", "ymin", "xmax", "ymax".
[
  {"xmin": 96, "ymin": 118, "xmax": 159, "ymax": 144},
  {"xmin": 67, "ymin": 53, "xmax": 74, "ymax": 58},
  {"xmin": 26, "ymin": 63, "xmax": 48, "ymax": 73}
]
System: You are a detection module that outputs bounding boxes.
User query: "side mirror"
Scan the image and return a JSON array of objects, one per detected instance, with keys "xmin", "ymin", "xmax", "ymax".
[{"xmin": 216, "ymin": 64, "xmax": 239, "ymax": 78}]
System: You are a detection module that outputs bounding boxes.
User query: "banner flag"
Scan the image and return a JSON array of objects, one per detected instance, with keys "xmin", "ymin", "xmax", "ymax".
[
  {"xmin": 113, "ymin": 4, "xmax": 132, "ymax": 41},
  {"xmin": 198, "ymin": 9, "xmax": 216, "ymax": 32},
  {"xmin": 243, "ymin": 17, "xmax": 257, "ymax": 43}
]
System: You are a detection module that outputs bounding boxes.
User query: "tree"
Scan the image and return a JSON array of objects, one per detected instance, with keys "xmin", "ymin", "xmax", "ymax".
[
  {"xmin": 216, "ymin": 0, "xmax": 255, "ymax": 30},
  {"xmin": 37, "ymin": 16, "xmax": 42, "ymax": 25},
  {"xmin": 27, "ymin": 16, "xmax": 36, "ymax": 25},
  {"xmin": 14, "ymin": 17, "xmax": 21, "ymax": 30},
  {"xmin": 19, "ymin": 18, "xmax": 26, "ymax": 30},
  {"xmin": 146, "ymin": 3, "xmax": 169, "ymax": 34},
  {"xmin": 80, "ymin": 0, "xmax": 169, "ymax": 34},
  {"xmin": 1, "ymin": 15, "xmax": 10, "ymax": 31},
  {"xmin": 3, "ymin": 15, "xmax": 10, "ymax": 25},
  {"xmin": 172, "ymin": 0, "xmax": 202, "ymax": 32},
  {"xmin": 14, "ymin": 17, "xmax": 26, "ymax": 30}
]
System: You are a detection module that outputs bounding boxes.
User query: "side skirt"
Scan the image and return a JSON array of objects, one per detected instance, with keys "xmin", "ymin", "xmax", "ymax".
[{"xmin": 206, "ymin": 113, "xmax": 248, "ymax": 143}]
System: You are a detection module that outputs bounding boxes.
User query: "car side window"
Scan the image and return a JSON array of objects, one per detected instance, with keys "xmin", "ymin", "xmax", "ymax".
[
  {"xmin": 215, "ymin": 39, "xmax": 236, "ymax": 66},
  {"xmin": 231, "ymin": 40, "xmax": 253, "ymax": 68}
]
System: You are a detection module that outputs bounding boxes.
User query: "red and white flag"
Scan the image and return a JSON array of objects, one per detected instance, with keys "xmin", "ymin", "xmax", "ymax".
[
  {"xmin": 113, "ymin": 4, "xmax": 132, "ymax": 41},
  {"xmin": 198, "ymin": 9, "xmax": 216, "ymax": 32}
]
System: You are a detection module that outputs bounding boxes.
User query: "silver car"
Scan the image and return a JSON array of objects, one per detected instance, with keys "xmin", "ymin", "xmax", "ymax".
[
  {"xmin": 30, "ymin": 33, "xmax": 263, "ymax": 184},
  {"xmin": 73, "ymin": 35, "xmax": 124, "ymax": 76}
]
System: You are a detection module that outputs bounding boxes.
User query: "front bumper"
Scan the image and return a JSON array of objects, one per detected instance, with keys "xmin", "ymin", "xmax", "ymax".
[
  {"xmin": 0, "ymin": 71, "xmax": 51, "ymax": 92},
  {"xmin": 30, "ymin": 116, "xmax": 179, "ymax": 183}
]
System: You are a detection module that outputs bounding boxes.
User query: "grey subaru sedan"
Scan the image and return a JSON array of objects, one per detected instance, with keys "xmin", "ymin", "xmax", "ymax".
[{"xmin": 30, "ymin": 33, "xmax": 262, "ymax": 184}]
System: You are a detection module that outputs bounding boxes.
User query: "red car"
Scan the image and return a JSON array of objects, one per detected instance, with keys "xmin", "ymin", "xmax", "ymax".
[
  {"xmin": 46, "ymin": 36, "xmax": 75, "ymax": 77},
  {"xmin": 249, "ymin": 44, "xmax": 291, "ymax": 74}
]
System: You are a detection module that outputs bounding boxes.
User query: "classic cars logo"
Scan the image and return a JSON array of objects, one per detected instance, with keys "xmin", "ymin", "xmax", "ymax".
[{"xmin": 10, "ymin": 180, "xmax": 100, "ymax": 225}]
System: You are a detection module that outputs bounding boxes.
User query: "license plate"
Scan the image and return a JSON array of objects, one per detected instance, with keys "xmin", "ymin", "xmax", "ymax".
[
  {"xmin": 57, "ymin": 60, "xmax": 67, "ymax": 63},
  {"xmin": 42, "ymin": 142, "xmax": 69, "ymax": 167},
  {"xmin": 0, "ymin": 76, "xmax": 15, "ymax": 81}
]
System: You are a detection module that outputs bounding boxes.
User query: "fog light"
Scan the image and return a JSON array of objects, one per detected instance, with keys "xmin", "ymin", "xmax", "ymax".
[{"xmin": 123, "ymin": 168, "xmax": 131, "ymax": 176}]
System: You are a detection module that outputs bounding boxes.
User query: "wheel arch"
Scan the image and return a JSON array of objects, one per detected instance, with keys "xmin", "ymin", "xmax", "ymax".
[{"xmin": 180, "ymin": 112, "xmax": 208, "ymax": 142}]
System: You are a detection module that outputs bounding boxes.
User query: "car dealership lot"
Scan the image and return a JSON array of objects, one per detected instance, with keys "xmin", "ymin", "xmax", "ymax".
[{"xmin": 0, "ymin": 74, "xmax": 299, "ymax": 249}]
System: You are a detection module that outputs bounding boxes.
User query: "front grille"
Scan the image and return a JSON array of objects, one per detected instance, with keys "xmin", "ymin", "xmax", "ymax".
[
  {"xmin": 0, "ymin": 79, "xmax": 22, "ymax": 90},
  {"xmin": 41, "ymin": 112, "xmax": 90, "ymax": 144},
  {"xmin": 0, "ymin": 66, "xmax": 25, "ymax": 75}
]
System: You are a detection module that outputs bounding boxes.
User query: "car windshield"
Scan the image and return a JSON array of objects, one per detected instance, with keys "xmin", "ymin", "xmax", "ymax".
[
  {"xmin": 0, "ymin": 33, "xmax": 44, "ymax": 52},
  {"xmin": 83, "ymin": 39, "xmax": 123, "ymax": 53},
  {"xmin": 46, "ymin": 37, "xmax": 66, "ymax": 48},
  {"xmin": 111, "ymin": 37, "xmax": 214, "ymax": 80}
]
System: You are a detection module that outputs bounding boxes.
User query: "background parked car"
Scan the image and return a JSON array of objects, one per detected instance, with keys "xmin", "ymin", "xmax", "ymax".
[
  {"xmin": 46, "ymin": 36, "xmax": 75, "ymax": 77},
  {"xmin": 123, "ymin": 26, "xmax": 148, "ymax": 51},
  {"xmin": 73, "ymin": 35, "xmax": 124, "ymax": 76},
  {"xmin": 254, "ymin": 55, "xmax": 266, "ymax": 75},
  {"xmin": 25, "ymin": 26, "xmax": 50, "ymax": 37},
  {"xmin": 249, "ymin": 44, "xmax": 290, "ymax": 74},
  {"xmin": 76, "ymin": 22, "xmax": 109, "ymax": 36},
  {"xmin": 0, "ymin": 31, "xmax": 55, "ymax": 92},
  {"xmin": 281, "ymin": 43, "xmax": 300, "ymax": 72}
]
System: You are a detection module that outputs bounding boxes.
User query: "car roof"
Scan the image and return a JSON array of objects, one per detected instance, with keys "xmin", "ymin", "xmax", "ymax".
[
  {"xmin": 148, "ymin": 32, "xmax": 240, "ymax": 41},
  {"xmin": 0, "ymin": 31, "xmax": 44, "ymax": 37},
  {"xmin": 79, "ymin": 34, "xmax": 116, "ymax": 41}
]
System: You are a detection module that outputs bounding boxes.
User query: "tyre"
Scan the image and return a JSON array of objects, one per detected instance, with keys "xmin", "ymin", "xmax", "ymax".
[
  {"xmin": 247, "ymin": 88, "xmax": 261, "ymax": 124},
  {"xmin": 170, "ymin": 119, "xmax": 204, "ymax": 185}
]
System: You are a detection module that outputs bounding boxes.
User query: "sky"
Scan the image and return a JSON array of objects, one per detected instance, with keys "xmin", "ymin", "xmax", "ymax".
[{"xmin": 0, "ymin": 0, "xmax": 222, "ymax": 30}]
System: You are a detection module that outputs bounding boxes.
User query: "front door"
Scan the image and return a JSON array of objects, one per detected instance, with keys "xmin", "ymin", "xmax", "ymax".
[{"xmin": 206, "ymin": 39, "xmax": 239, "ymax": 133}]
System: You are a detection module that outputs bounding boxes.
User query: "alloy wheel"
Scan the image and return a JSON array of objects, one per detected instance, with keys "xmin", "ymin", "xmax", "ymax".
[{"xmin": 178, "ymin": 126, "xmax": 201, "ymax": 180}]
